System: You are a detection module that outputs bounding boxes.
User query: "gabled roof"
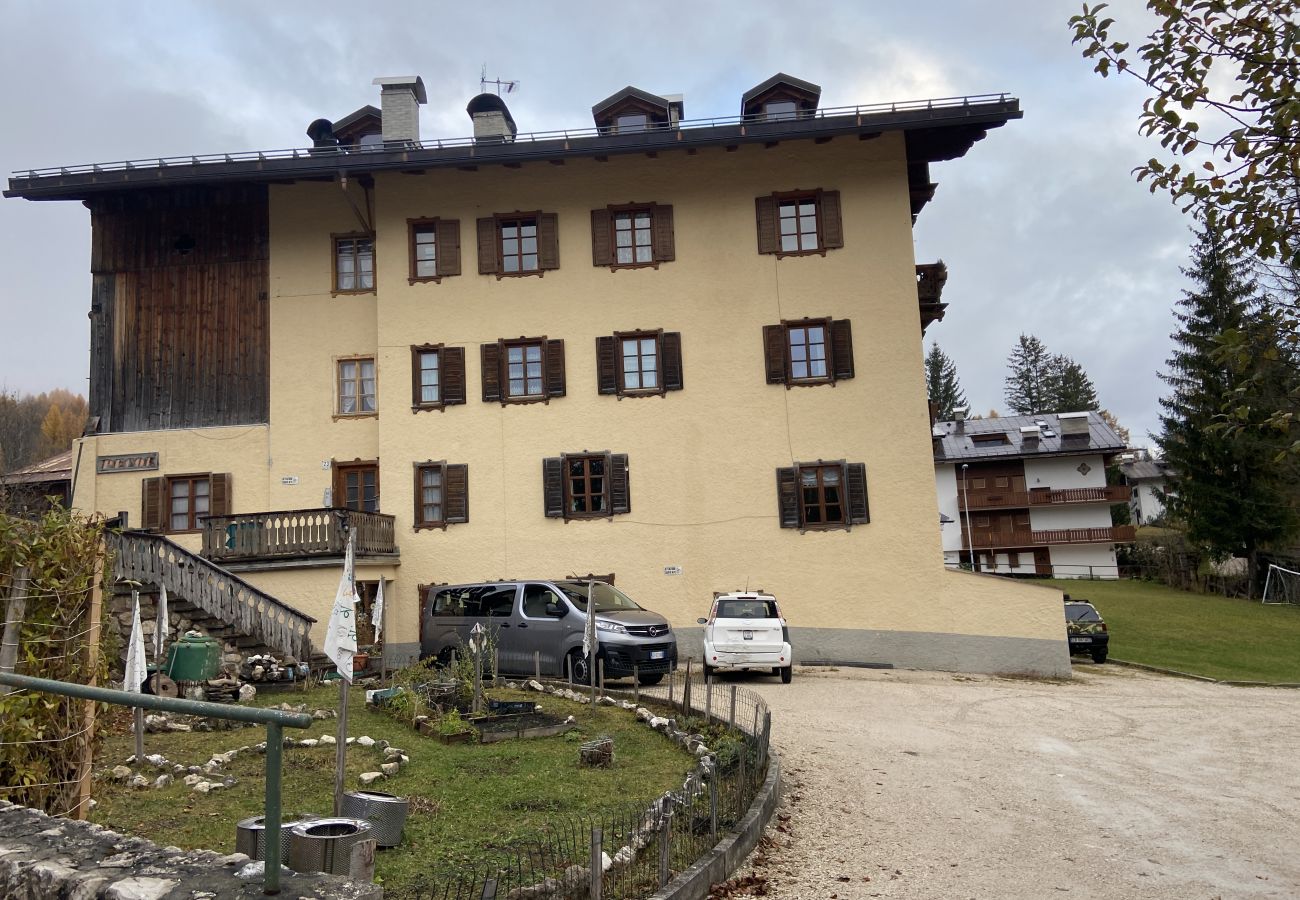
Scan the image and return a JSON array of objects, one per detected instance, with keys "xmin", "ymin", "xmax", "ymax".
[
  {"xmin": 741, "ymin": 72, "xmax": 822, "ymax": 111},
  {"xmin": 932, "ymin": 411, "xmax": 1126, "ymax": 463},
  {"xmin": 331, "ymin": 104, "xmax": 381, "ymax": 136},
  {"xmin": 1, "ymin": 449, "xmax": 73, "ymax": 484},
  {"xmin": 1119, "ymin": 459, "xmax": 1170, "ymax": 481},
  {"xmin": 592, "ymin": 86, "xmax": 671, "ymax": 119}
]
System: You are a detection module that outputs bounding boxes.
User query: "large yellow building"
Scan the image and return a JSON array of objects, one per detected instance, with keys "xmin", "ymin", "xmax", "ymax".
[{"xmin": 6, "ymin": 73, "xmax": 1070, "ymax": 676}]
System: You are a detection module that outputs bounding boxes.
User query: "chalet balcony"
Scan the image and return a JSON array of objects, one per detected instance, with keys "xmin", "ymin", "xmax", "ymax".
[
  {"xmin": 960, "ymin": 525, "xmax": 1137, "ymax": 549},
  {"xmin": 201, "ymin": 508, "xmax": 398, "ymax": 565},
  {"xmin": 958, "ymin": 485, "xmax": 1132, "ymax": 512}
]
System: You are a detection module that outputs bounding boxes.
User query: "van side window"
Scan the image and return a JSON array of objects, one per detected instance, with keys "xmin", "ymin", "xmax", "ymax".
[
  {"xmin": 433, "ymin": 588, "xmax": 473, "ymax": 616},
  {"xmin": 523, "ymin": 584, "xmax": 558, "ymax": 617},
  {"xmin": 477, "ymin": 585, "xmax": 517, "ymax": 617}
]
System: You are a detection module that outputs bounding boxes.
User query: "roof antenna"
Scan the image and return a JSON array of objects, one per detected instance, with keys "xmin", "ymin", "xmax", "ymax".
[{"xmin": 480, "ymin": 64, "xmax": 519, "ymax": 96}]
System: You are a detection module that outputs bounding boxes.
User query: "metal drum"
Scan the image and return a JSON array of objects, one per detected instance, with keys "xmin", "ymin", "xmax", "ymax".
[
  {"xmin": 340, "ymin": 790, "xmax": 410, "ymax": 847},
  {"xmin": 287, "ymin": 817, "xmax": 373, "ymax": 876},
  {"xmin": 235, "ymin": 812, "xmax": 320, "ymax": 860}
]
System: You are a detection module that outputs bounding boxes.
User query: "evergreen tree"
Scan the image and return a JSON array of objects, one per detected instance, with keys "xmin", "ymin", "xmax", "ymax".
[
  {"xmin": 1050, "ymin": 355, "xmax": 1100, "ymax": 413},
  {"xmin": 1157, "ymin": 221, "xmax": 1300, "ymax": 592},
  {"xmin": 924, "ymin": 343, "xmax": 967, "ymax": 420},
  {"xmin": 1003, "ymin": 334, "xmax": 1054, "ymax": 415}
]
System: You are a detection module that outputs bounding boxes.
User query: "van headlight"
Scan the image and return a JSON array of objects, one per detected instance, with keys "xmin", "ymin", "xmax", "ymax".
[{"xmin": 595, "ymin": 620, "xmax": 627, "ymax": 635}]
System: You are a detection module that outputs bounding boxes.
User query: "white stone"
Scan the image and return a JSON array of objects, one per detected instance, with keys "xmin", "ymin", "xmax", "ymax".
[
  {"xmin": 527, "ymin": 679, "xmax": 544, "ymax": 691},
  {"xmin": 346, "ymin": 737, "xmax": 355, "ymax": 745},
  {"xmin": 144, "ymin": 753, "xmax": 169, "ymax": 769},
  {"xmin": 318, "ymin": 734, "xmax": 336, "ymax": 746},
  {"xmin": 695, "ymin": 744, "xmax": 710, "ymax": 756},
  {"xmin": 238, "ymin": 684, "xmax": 256, "ymax": 702},
  {"xmin": 128, "ymin": 775, "xmax": 150, "ymax": 790},
  {"xmin": 192, "ymin": 782, "xmax": 212, "ymax": 794},
  {"xmin": 380, "ymin": 762, "xmax": 399, "ymax": 776},
  {"xmin": 601, "ymin": 850, "xmax": 613, "ymax": 872},
  {"xmin": 153, "ymin": 774, "xmax": 173, "ymax": 789},
  {"xmin": 103, "ymin": 876, "xmax": 181, "ymax": 900},
  {"xmin": 111, "ymin": 765, "xmax": 132, "ymax": 782},
  {"xmin": 298, "ymin": 738, "xmax": 318, "ymax": 748},
  {"xmin": 357, "ymin": 735, "xmax": 375, "ymax": 747},
  {"xmin": 649, "ymin": 716, "xmax": 669, "ymax": 729},
  {"xmin": 382, "ymin": 746, "xmax": 404, "ymax": 759},
  {"xmin": 182, "ymin": 774, "xmax": 202, "ymax": 786},
  {"xmin": 565, "ymin": 715, "xmax": 577, "ymax": 725},
  {"xmin": 359, "ymin": 771, "xmax": 385, "ymax": 785}
]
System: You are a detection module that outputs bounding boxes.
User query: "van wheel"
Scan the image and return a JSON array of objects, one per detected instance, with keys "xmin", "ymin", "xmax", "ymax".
[
  {"xmin": 780, "ymin": 666, "xmax": 793, "ymax": 684},
  {"xmin": 638, "ymin": 673, "xmax": 664, "ymax": 686},
  {"xmin": 568, "ymin": 650, "xmax": 592, "ymax": 685}
]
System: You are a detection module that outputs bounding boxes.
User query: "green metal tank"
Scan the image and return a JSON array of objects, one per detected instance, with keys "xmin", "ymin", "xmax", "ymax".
[{"xmin": 165, "ymin": 631, "xmax": 222, "ymax": 681}]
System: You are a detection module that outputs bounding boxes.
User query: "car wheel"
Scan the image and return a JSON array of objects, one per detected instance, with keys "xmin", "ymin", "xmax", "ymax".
[
  {"xmin": 780, "ymin": 665, "xmax": 793, "ymax": 684},
  {"xmin": 638, "ymin": 673, "xmax": 664, "ymax": 686},
  {"xmin": 770, "ymin": 666, "xmax": 782, "ymax": 676},
  {"xmin": 568, "ymin": 650, "xmax": 592, "ymax": 685},
  {"xmin": 1091, "ymin": 649, "xmax": 1108, "ymax": 664}
]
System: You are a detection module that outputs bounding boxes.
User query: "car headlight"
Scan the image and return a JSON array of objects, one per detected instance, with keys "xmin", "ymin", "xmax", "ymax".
[{"xmin": 595, "ymin": 620, "xmax": 627, "ymax": 635}]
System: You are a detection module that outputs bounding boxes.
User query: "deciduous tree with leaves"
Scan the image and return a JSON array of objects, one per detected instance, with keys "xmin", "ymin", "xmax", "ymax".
[{"xmin": 925, "ymin": 343, "xmax": 968, "ymax": 419}]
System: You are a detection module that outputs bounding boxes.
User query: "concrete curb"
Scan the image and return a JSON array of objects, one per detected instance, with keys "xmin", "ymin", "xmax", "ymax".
[
  {"xmin": 1110, "ymin": 658, "xmax": 1300, "ymax": 688},
  {"xmin": 647, "ymin": 752, "xmax": 783, "ymax": 900}
]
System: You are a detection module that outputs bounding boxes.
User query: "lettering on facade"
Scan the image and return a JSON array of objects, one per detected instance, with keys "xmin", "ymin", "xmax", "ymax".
[
  {"xmin": 663, "ymin": 565, "xmax": 683, "ymax": 576},
  {"xmin": 281, "ymin": 475, "xmax": 299, "ymax": 486},
  {"xmin": 96, "ymin": 452, "xmax": 159, "ymax": 474}
]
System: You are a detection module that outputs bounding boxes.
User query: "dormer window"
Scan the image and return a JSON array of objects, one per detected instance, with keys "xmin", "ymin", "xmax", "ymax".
[
  {"xmin": 764, "ymin": 100, "xmax": 798, "ymax": 121},
  {"xmin": 591, "ymin": 86, "xmax": 677, "ymax": 132},
  {"xmin": 741, "ymin": 72, "xmax": 822, "ymax": 120},
  {"xmin": 615, "ymin": 113, "xmax": 649, "ymax": 133}
]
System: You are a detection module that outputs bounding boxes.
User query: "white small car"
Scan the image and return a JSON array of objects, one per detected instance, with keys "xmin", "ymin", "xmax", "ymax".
[{"xmin": 698, "ymin": 592, "xmax": 793, "ymax": 683}]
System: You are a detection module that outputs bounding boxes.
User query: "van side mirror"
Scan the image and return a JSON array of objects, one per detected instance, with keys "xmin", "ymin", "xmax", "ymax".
[
  {"xmin": 546, "ymin": 601, "xmax": 567, "ymax": 618},
  {"xmin": 696, "ymin": 617, "xmax": 708, "ymax": 625}
]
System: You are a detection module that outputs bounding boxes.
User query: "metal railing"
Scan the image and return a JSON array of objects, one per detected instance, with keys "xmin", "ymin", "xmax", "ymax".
[
  {"xmin": 0, "ymin": 671, "xmax": 312, "ymax": 895},
  {"xmin": 10, "ymin": 93, "xmax": 1014, "ymax": 181}
]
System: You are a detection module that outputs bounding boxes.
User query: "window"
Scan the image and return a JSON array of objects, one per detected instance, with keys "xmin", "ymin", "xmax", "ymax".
[
  {"xmin": 775, "ymin": 461, "xmax": 869, "ymax": 531},
  {"xmin": 337, "ymin": 357, "xmax": 376, "ymax": 416},
  {"xmin": 413, "ymin": 461, "xmax": 469, "ymax": 530},
  {"xmin": 543, "ymin": 452, "xmax": 631, "ymax": 521},
  {"xmin": 407, "ymin": 218, "xmax": 461, "ymax": 283},
  {"xmin": 755, "ymin": 190, "xmax": 843, "ymax": 258},
  {"xmin": 971, "ymin": 432, "xmax": 1011, "ymax": 445},
  {"xmin": 590, "ymin": 204, "xmax": 675, "ymax": 269},
  {"xmin": 141, "ymin": 473, "xmax": 231, "ymax": 533},
  {"xmin": 333, "ymin": 234, "xmax": 374, "ymax": 293},
  {"xmin": 764, "ymin": 100, "xmax": 798, "ymax": 121},
  {"xmin": 480, "ymin": 337, "xmax": 566, "ymax": 405},
  {"xmin": 333, "ymin": 460, "xmax": 379, "ymax": 512},
  {"xmin": 410, "ymin": 344, "xmax": 466, "ymax": 411},
  {"xmin": 477, "ymin": 212, "xmax": 560, "ymax": 278},
  {"xmin": 763, "ymin": 318, "xmax": 854, "ymax": 387},
  {"xmin": 615, "ymin": 113, "xmax": 648, "ymax": 133},
  {"xmin": 595, "ymin": 330, "xmax": 684, "ymax": 397}
]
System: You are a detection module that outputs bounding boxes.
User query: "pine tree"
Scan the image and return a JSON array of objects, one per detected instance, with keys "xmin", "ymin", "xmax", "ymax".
[
  {"xmin": 1157, "ymin": 221, "xmax": 1300, "ymax": 592},
  {"xmin": 924, "ymin": 343, "xmax": 967, "ymax": 420},
  {"xmin": 1050, "ymin": 355, "xmax": 1100, "ymax": 413},
  {"xmin": 1003, "ymin": 335, "xmax": 1054, "ymax": 415}
]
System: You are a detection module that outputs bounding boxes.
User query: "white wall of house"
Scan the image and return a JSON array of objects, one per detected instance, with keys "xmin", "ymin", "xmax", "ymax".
[
  {"xmin": 1130, "ymin": 481, "xmax": 1167, "ymax": 524},
  {"xmin": 1023, "ymin": 455, "xmax": 1107, "ymax": 490},
  {"xmin": 1029, "ymin": 504, "xmax": 1114, "ymax": 531},
  {"xmin": 1048, "ymin": 543, "xmax": 1118, "ymax": 579},
  {"xmin": 935, "ymin": 464, "xmax": 963, "ymax": 552}
]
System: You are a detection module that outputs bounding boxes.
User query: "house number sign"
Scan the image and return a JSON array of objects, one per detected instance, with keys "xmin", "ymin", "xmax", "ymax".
[{"xmin": 96, "ymin": 452, "xmax": 159, "ymax": 474}]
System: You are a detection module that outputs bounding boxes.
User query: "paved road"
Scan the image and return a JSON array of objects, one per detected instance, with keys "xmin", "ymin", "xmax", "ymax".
[{"xmin": 721, "ymin": 665, "xmax": 1300, "ymax": 899}]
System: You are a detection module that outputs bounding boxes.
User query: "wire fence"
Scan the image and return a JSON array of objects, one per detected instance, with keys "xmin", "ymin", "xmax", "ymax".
[{"xmin": 406, "ymin": 671, "xmax": 771, "ymax": 900}]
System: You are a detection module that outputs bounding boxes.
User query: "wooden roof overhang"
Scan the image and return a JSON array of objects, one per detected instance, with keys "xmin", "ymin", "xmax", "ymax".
[{"xmin": 5, "ymin": 96, "xmax": 1022, "ymax": 210}]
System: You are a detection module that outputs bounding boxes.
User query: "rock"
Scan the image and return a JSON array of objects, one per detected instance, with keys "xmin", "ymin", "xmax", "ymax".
[
  {"xmin": 380, "ymin": 762, "xmax": 399, "ymax": 776},
  {"xmin": 165, "ymin": 722, "xmax": 192, "ymax": 732},
  {"xmin": 298, "ymin": 738, "xmax": 318, "ymax": 748},
  {"xmin": 129, "ymin": 775, "xmax": 150, "ymax": 790},
  {"xmin": 102, "ymin": 875, "xmax": 181, "ymax": 899},
  {"xmin": 597, "ymin": 696, "xmax": 616, "ymax": 706},
  {"xmin": 238, "ymin": 684, "xmax": 256, "ymax": 702},
  {"xmin": 99, "ymin": 852, "xmax": 138, "ymax": 868},
  {"xmin": 318, "ymin": 735, "xmax": 336, "ymax": 746},
  {"xmin": 144, "ymin": 753, "xmax": 169, "ymax": 769},
  {"xmin": 695, "ymin": 744, "xmax": 711, "ymax": 756},
  {"xmin": 171, "ymin": 763, "xmax": 185, "ymax": 773},
  {"xmin": 111, "ymin": 765, "xmax": 133, "ymax": 782},
  {"xmin": 357, "ymin": 735, "xmax": 375, "ymax": 747},
  {"xmin": 382, "ymin": 746, "xmax": 404, "ymax": 759},
  {"xmin": 375, "ymin": 739, "xmax": 390, "ymax": 751},
  {"xmin": 220, "ymin": 852, "xmax": 251, "ymax": 866},
  {"xmin": 565, "ymin": 715, "xmax": 577, "ymax": 725},
  {"xmin": 183, "ymin": 774, "xmax": 202, "ymax": 786},
  {"xmin": 649, "ymin": 716, "xmax": 669, "ymax": 730},
  {"xmin": 311, "ymin": 708, "xmax": 334, "ymax": 720},
  {"xmin": 346, "ymin": 737, "xmax": 355, "ymax": 745},
  {"xmin": 359, "ymin": 771, "xmax": 385, "ymax": 786},
  {"xmin": 601, "ymin": 851, "xmax": 613, "ymax": 872},
  {"xmin": 222, "ymin": 776, "xmax": 237, "ymax": 788},
  {"xmin": 192, "ymin": 782, "xmax": 212, "ymax": 794},
  {"xmin": 635, "ymin": 707, "xmax": 652, "ymax": 722},
  {"xmin": 153, "ymin": 774, "xmax": 173, "ymax": 789},
  {"xmin": 527, "ymin": 679, "xmax": 544, "ymax": 692}
]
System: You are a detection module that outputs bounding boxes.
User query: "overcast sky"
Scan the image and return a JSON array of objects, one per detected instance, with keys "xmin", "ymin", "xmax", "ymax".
[{"xmin": 0, "ymin": 0, "xmax": 1187, "ymax": 446}]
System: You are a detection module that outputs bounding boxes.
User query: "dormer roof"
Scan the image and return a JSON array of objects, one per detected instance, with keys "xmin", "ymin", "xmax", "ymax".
[
  {"xmin": 331, "ymin": 105, "xmax": 382, "ymax": 145},
  {"xmin": 591, "ymin": 86, "xmax": 681, "ymax": 130},
  {"xmin": 742, "ymin": 72, "xmax": 822, "ymax": 117}
]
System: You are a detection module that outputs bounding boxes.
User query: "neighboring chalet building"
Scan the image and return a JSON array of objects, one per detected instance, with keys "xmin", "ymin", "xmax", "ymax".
[
  {"xmin": 0, "ymin": 450, "xmax": 73, "ymax": 515},
  {"xmin": 6, "ymin": 73, "xmax": 1072, "ymax": 676},
  {"xmin": 1117, "ymin": 450, "xmax": 1172, "ymax": 525},
  {"xmin": 934, "ymin": 411, "xmax": 1134, "ymax": 579}
]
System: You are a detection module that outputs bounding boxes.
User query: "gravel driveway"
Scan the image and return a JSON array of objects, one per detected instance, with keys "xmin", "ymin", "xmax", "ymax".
[{"xmin": 721, "ymin": 665, "xmax": 1300, "ymax": 899}]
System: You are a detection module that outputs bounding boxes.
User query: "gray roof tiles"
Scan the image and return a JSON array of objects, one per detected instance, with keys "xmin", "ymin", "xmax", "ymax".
[{"xmin": 932, "ymin": 411, "xmax": 1126, "ymax": 462}]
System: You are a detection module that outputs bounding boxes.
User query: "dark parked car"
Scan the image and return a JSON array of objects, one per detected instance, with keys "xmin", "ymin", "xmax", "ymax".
[{"xmin": 1064, "ymin": 598, "xmax": 1109, "ymax": 663}]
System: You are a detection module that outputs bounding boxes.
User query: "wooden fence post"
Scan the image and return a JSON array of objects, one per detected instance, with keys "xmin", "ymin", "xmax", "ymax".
[
  {"xmin": 589, "ymin": 825, "xmax": 603, "ymax": 900},
  {"xmin": 682, "ymin": 658, "xmax": 692, "ymax": 715},
  {"xmin": 728, "ymin": 686, "xmax": 737, "ymax": 729},
  {"xmin": 658, "ymin": 800, "xmax": 673, "ymax": 888},
  {"xmin": 75, "ymin": 552, "xmax": 105, "ymax": 820},
  {"xmin": 0, "ymin": 567, "xmax": 31, "ymax": 684}
]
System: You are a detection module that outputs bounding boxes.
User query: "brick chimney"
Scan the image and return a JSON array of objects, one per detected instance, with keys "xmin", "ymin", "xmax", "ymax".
[{"xmin": 372, "ymin": 76, "xmax": 427, "ymax": 144}]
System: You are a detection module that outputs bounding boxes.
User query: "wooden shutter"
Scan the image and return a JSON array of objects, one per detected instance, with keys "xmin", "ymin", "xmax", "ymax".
[
  {"xmin": 830, "ymin": 319, "xmax": 855, "ymax": 381},
  {"xmin": 209, "ymin": 473, "xmax": 232, "ymax": 516},
  {"xmin": 590, "ymin": 208, "xmax": 612, "ymax": 266},
  {"xmin": 436, "ymin": 219, "xmax": 461, "ymax": 277},
  {"xmin": 538, "ymin": 213, "xmax": 560, "ymax": 271},
  {"xmin": 609, "ymin": 453, "xmax": 631, "ymax": 515},
  {"xmin": 763, "ymin": 324, "xmax": 788, "ymax": 384},
  {"xmin": 545, "ymin": 339, "xmax": 566, "ymax": 397},
  {"xmin": 410, "ymin": 345, "xmax": 423, "ymax": 406},
  {"xmin": 775, "ymin": 467, "xmax": 800, "ymax": 528},
  {"xmin": 651, "ymin": 204, "xmax": 675, "ymax": 262},
  {"xmin": 442, "ymin": 346, "xmax": 466, "ymax": 405},
  {"xmin": 661, "ymin": 331, "xmax": 684, "ymax": 391},
  {"xmin": 542, "ymin": 457, "xmax": 564, "ymax": 518},
  {"xmin": 141, "ymin": 477, "xmax": 163, "ymax": 530},
  {"xmin": 819, "ymin": 190, "xmax": 844, "ymax": 250},
  {"xmin": 445, "ymin": 463, "xmax": 469, "ymax": 524},
  {"xmin": 480, "ymin": 342, "xmax": 502, "ymax": 402},
  {"xmin": 595, "ymin": 336, "xmax": 619, "ymax": 394},
  {"xmin": 755, "ymin": 196, "xmax": 779, "ymax": 255},
  {"xmin": 846, "ymin": 462, "xmax": 870, "ymax": 524},
  {"xmin": 477, "ymin": 217, "xmax": 498, "ymax": 275}
]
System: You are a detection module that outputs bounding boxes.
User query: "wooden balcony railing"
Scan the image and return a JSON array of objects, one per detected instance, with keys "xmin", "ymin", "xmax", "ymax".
[
  {"xmin": 961, "ymin": 525, "xmax": 1137, "ymax": 549},
  {"xmin": 201, "ymin": 508, "xmax": 398, "ymax": 563},
  {"xmin": 958, "ymin": 485, "xmax": 1131, "ymax": 511}
]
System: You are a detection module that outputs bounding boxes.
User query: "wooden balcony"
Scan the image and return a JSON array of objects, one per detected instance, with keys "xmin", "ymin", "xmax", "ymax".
[
  {"xmin": 961, "ymin": 525, "xmax": 1137, "ymax": 549},
  {"xmin": 201, "ymin": 508, "xmax": 398, "ymax": 564},
  {"xmin": 958, "ymin": 485, "xmax": 1131, "ymax": 511}
]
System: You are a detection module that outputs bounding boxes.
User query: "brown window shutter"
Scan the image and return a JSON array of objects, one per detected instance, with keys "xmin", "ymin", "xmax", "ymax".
[
  {"xmin": 830, "ymin": 319, "xmax": 855, "ymax": 381},
  {"xmin": 141, "ymin": 477, "xmax": 163, "ymax": 530},
  {"xmin": 442, "ymin": 346, "xmax": 466, "ymax": 405},
  {"xmin": 595, "ymin": 336, "xmax": 618, "ymax": 394},
  {"xmin": 538, "ymin": 213, "xmax": 560, "ymax": 271},
  {"xmin": 819, "ymin": 190, "xmax": 844, "ymax": 249},
  {"xmin": 542, "ymin": 457, "xmax": 564, "ymax": 518},
  {"xmin": 445, "ymin": 463, "xmax": 469, "ymax": 523},
  {"xmin": 480, "ymin": 342, "xmax": 502, "ymax": 402},
  {"xmin": 436, "ymin": 219, "xmax": 461, "ymax": 276},
  {"xmin": 609, "ymin": 453, "xmax": 631, "ymax": 515},
  {"xmin": 661, "ymin": 331, "xmax": 684, "ymax": 391},
  {"xmin": 590, "ymin": 208, "xmax": 612, "ymax": 266},
  {"xmin": 763, "ymin": 324, "xmax": 788, "ymax": 384},
  {"xmin": 776, "ymin": 467, "xmax": 799, "ymax": 528},
  {"xmin": 545, "ymin": 338, "xmax": 566, "ymax": 397},
  {"xmin": 409, "ymin": 345, "xmax": 424, "ymax": 406},
  {"xmin": 476, "ymin": 217, "xmax": 498, "ymax": 275},
  {"xmin": 210, "ymin": 473, "xmax": 232, "ymax": 516},
  {"xmin": 755, "ymin": 196, "xmax": 779, "ymax": 255},
  {"xmin": 846, "ymin": 462, "xmax": 870, "ymax": 524},
  {"xmin": 651, "ymin": 204, "xmax": 675, "ymax": 262}
]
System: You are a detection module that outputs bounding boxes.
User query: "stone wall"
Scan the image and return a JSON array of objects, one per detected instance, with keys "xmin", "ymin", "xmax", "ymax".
[
  {"xmin": 0, "ymin": 800, "xmax": 382, "ymax": 899},
  {"xmin": 107, "ymin": 590, "xmax": 275, "ymax": 678}
]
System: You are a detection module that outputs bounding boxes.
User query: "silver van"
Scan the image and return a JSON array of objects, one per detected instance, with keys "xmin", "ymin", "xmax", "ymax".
[{"xmin": 419, "ymin": 580, "xmax": 677, "ymax": 685}]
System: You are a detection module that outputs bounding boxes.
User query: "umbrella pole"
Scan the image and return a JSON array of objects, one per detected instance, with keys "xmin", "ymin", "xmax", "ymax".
[
  {"xmin": 132, "ymin": 590, "xmax": 144, "ymax": 761},
  {"xmin": 334, "ymin": 675, "xmax": 348, "ymax": 815}
]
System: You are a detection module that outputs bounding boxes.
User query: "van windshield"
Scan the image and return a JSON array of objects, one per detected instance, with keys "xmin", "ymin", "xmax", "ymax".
[{"xmin": 554, "ymin": 581, "xmax": 642, "ymax": 613}]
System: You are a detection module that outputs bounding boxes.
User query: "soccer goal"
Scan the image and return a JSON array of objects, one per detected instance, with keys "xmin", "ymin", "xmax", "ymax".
[{"xmin": 1262, "ymin": 564, "xmax": 1300, "ymax": 605}]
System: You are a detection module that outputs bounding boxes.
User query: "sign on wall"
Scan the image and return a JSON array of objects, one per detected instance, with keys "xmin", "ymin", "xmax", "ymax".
[
  {"xmin": 96, "ymin": 452, "xmax": 159, "ymax": 474},
  {"xmin": 663, "ymin": 565, "xmax": 683, "ymax": 576}
]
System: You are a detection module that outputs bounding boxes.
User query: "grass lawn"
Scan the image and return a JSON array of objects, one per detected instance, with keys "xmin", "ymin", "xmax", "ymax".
[
  {"xmin": 91, "ymin": 684, "xmax": 695, "ymax": 897},
  {"xmin": 1046, "ymin": 578, "xmax": 1300, "ymax": 682}
]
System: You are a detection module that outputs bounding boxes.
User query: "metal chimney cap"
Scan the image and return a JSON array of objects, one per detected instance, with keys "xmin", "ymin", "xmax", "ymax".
[{"xmin": 372, "ymin": 76, "xmax": 427, "ymax": 103}]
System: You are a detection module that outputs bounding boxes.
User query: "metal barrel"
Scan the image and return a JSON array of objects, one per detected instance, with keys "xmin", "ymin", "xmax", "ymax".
[
  {"xmin": 235, "ymin": 813, "xmax": 321, "ymax": 860},
  {"xmin": 339, "ymin": 790, "xmax": 410, "ymax": 847},
  {"xmin": 287, "ymin": 817, "xmax": 373, "ymax": 875}
]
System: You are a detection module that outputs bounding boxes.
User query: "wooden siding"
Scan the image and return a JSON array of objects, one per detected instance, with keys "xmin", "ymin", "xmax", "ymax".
[{"xmin": 87, "ymin": 186, "xmax": 269, "ymax": 432}]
